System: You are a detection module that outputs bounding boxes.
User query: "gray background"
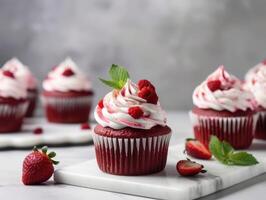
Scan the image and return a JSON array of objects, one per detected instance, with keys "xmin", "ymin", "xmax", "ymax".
[{"xmin": 0, "ymin": 0, "xmax": 266, "ymax": 110}]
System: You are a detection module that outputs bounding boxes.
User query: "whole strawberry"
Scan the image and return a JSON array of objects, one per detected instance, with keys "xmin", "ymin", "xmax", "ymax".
[{"xmin": 22, "ymin": 146, "xmax": 59, "ymax": 185}]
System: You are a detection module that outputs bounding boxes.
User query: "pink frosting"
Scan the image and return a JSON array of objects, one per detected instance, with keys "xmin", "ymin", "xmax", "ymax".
[
  {"xmin": 2, "ymin": 58, "xmax": 37, "ymax": 90},
  {"xmin": 94, "ymin": 80, "xmax": 167, "ymax": 130},
  {"xmin": 0, "ymin": 69, "xmax": 27, "ymax": 99},
  {"xmin": 193, "ymin": 66, "xmax": 255, "ymax": 112},
  {"xmin": 43, "ymin": 58, "xmax": 91, "ymax": 92},
  {"xmin": 245, "ymin": 60, "xmax": 266, "ymax": 108}
]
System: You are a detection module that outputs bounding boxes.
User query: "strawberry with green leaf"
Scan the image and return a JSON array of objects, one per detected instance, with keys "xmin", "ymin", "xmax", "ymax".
[{"xmin": 22, "ymin": 146, "xmax": 59, "ymax": 185}]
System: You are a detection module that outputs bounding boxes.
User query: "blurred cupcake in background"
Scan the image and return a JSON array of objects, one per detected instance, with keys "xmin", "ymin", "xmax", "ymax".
[
  {"xmin": 2, "ymin": 58, "xmax": 38, "ymax": 117},
  {"xmin": 0, "ymin": 69, "xmax": 28, "ymax": 132},
  {"xmin": 190, "ymin": 66, "xmax": 257, "ymax": 149},
  {"xmin": 245, "ymin": 60, "xmax": 266, "ymax": 140},
  {"xmin": 42, "ymin": 58, "xmax": 93, "ymax": 123}
]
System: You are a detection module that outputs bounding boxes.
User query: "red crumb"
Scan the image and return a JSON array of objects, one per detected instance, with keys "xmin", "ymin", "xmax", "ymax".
[
  {"xmin": 81, "ymin": 123, "xmax": 91, "ymax": 130},
  {"xmin": 33, "ymin": 127, "xmax": 43, "ymax": 135},
  {"xmin": 62, "ymin": 68, "xmax": 75, "ymax": 76},
  {"xmin": 3, "ymin": 70, "xmax": 15, "ymax": 79}
]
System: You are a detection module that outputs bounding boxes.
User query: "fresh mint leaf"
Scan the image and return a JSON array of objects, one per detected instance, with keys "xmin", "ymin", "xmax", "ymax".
[
  {"xmin": 209, "ymin": 136, "xmax": 225, "ymax": 163},
  {"xmin": 221, "ymin": 141, "xmax": 234, "ymax": 157},
  {"xmin": 209, "ymin": 135, "xmax": 259, "ymax": 166},
  {"xmin": 228, "ymin": 152, "xmax": 258, "ymax": 166},
  {"xmin": 100, "ymin": 64, "xmax": 130, "ymax": 89},
  {"xmin": 109, "ymin": 64, "xmax": 130, "ymax": 83},
  {"xmin": 99, "ymin": 78, "xmax": 121, "ymax": 89}
]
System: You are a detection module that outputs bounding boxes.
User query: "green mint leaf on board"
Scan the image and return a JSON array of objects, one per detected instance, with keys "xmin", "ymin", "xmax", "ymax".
[
  {"xmin": 100, "ymin": 64, "xmax": 130, "ymax": 90},
  {"xmin": 228, "ymin": 152, "xmax": 258, "ymax": 166},
  {"xmin": 209, "ymin": 136, "xmax": 258, "ymax": 166}
]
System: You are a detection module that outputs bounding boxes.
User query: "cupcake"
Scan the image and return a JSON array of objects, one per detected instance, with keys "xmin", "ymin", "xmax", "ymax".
[
  {"xmin": 2, "ymin": 58, "xmax": 38, "ymax": 117},
  {"xmin": 245, "ymin": 60, "xmax": 266, "ymax": 139},
  {"xmin": 0, "ymin": 69, "xmax": 28, "ymax": 132},
  {"xmin": 190, "ymin": 66, "xmax": 257, "ymax": 149},
  {"xmin": 42, "ymin": 58, "xmax": 93, "ymax": 123},
  {"xmin": 93, "ymin": 65, "xmax": 171, "ymax": 175}
]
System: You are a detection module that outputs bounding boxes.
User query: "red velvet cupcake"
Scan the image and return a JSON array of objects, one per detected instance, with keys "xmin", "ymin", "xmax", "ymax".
[
  {"xmin": 42, "ymin": 58, "xmax": 93, "ymax": 123},
  {"xmin": 2, "ymin": 58, "xmax": 38, "ymax": 117},
  {"xmin": 93, "ymin": 65, "xmax": 172, "ymax": 175},
  {"xmin": 245, "ymin": 60, "xmax": 266, "ymax": 139},
  {"xmin": 190, "ymin": 66, "xmax": 257, "ymax": 149},
  {"xmin": 0, "ymin": 70, "xmax": 28, "ymax": 132}
]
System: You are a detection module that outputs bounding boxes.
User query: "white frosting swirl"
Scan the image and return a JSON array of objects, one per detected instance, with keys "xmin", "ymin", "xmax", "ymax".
[
  {"xmin": 43, "ymin": 58, "xmax": 91, "ymax": 92},
  {"xmin": 193, "ymin": 66, "xmax": 254, "ymax": 112},
  {"xmin": 94, "ymin": 80, "xmax": 167, "ymax": 129},
  {"xmin": 0, "ymin": 69, "xmax": 27, "ymax": 99},
  {"xmin": 245, "ymin": 61, "xmax": 266, "ymax": 108},
  {"xmin": 2, "ymin": 58, "xmax": 37, "ymax": 90}
]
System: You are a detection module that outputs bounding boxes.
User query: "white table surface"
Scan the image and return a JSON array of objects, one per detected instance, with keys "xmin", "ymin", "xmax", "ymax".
[{"xmin": 1, "ymin": 111, "xmax": 266, "ymax": 200}]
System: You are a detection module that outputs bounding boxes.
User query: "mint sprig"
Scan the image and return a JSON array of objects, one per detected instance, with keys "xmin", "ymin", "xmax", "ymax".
[
  {"xmin": 100, "ymin": 64, "xmax": 130, "ymax": 90},
  {"xmin": 209, "ymin": 136, "xmax": 258, "ymax": 166}
]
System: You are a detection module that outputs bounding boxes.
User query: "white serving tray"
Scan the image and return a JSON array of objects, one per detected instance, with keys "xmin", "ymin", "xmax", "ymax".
[
  {"xmin": 54, "ymin": 142, "xmax": 266, "ymax": 200},
  {"xmin": 0, "ymin": 117, "xmax": 93, "ymax": 149}
]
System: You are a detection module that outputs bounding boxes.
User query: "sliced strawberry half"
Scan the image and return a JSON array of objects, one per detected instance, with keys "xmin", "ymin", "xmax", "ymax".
[
  {"xmin": 176, "ymin": 159, "xmax": 206, "ymax": 176},
  {"xmin": 185, "ymin": 138, "xmax": 212, "ymax": 160}
]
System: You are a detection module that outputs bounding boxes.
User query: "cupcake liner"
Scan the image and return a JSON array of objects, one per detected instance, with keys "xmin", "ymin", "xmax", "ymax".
[
  {"xmin": 41, "ymin": 95, "xmax": 92, "ymax": 123},
  {"xmin": 255, "ymin": 111, "xmax": 266, "ymax": 140},
  {"xmin": 92, "ymin": 132, "xmax": 172, "ymax": 175},
  {"xmin": 26, "ymin": 90, "xmax": 38, "ymax": 117},
  {"xmin": 189, "ymin": 111, "xmax": 258, "ymax": 149},
  {"xmin": 0, "ymin": 101, "xmax": 28, "ymax": 133}
]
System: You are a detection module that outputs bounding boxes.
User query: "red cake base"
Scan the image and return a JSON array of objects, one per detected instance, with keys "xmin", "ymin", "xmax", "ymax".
[
  {"xmin": 93, "ymin": 125, "xmax": 172, "ymax": 175},
  {"xmin": 254, "ymin": 107, "xmax": 266, "ymax": 140},
  {"xmin": 0, "ymin": 97, "xmax": 28, "ymax": 133},
  {"xmin": 190, "ymin": 107, "xmax": 257, "ymax": 149},
  {"xmin": 26, "ymin": 89, "xmax": 38, "ymax": 117},
  {"xmin": 42, "ymin": 90, "xmax": 93, "ymax": 123}
]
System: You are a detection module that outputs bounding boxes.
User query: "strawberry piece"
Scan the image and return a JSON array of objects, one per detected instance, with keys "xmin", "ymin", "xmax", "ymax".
[
  {"xmin": 262, "ymin": 59, "xmax": 266, "ymax": 65},
  {"xmin": 207, "ymin": 80, "xmax": 221, "ymax": 92},
  {"xmin": 185, "ymin": 138, "xmax": 212, "ymax": 160},
  {"xmin": 128, "ymin": 106, "xmax": 144, "ymax": 119},
  {"xmin": 81, "ymin": 123, "xmax": 91, "ymax": 130},
  {"xmin": 98, "ymin": 99, "xmax": 104, "ymax": 109},
  {"xmin": 176, "ymin": 159, "xmax": 206, "ymax": 176},
  {"xmin": 33, "ymin": 127, "xmax": 43, "ymax": 135},
  {"xmin": 62, "ymin": 68, "xmax": 75, "ymax": 77},
  {"xmin": 138, "ymin": 79, "xmax": 155, "ymax": 90},
  {"xmin": 3, "ymin": 70, "xmax": 15, "ymax": 79},
  {"xmin": 138, "ymin": 86, "xmax": 158, "ymax": 104},
  {"xmin": 22, "ymin": 146, "xmax": 59, "ymax": 185}
]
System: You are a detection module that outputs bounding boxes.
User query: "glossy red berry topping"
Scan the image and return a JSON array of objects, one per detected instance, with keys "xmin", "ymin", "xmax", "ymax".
[
  {"xmin": 62, "ymin": 68, "xmax": 75, "ymax": 77},
  {"xmin": 128, "ymin": 106, "xmax": 144, "ymax": 119},
  {"xmin": 207, "ymin": 80, "xmax": 221, "ymax": 92},
  {"xmin": 138, "ymin": 79, "xmax": 155, "ymax": 90},
  {"xmin": 3, "ymin": 70, "xmax": 15, "ymax": 79},
  {"xmin": 98, "ymin": 99, "xmax": 104, "ymax": 109}
]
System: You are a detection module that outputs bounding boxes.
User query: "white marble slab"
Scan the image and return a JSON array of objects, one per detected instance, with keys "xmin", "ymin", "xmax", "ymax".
[
  {"xmin": 0, "ymin": 117, "xmax": 93, "ymax": 149},
  {"xmin": 54, "ymin": 143, "xmax": 266, "ymax": 200}
]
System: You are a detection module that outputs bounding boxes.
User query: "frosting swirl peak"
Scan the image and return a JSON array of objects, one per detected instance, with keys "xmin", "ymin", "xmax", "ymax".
[
  {"xmin": 2, "ymin": 58, "xmax": 37, "ymax": 90},
  {"xmin": 43, "ymin": 58, "xmax": 91, "ymax": 92},
  {"xmin": 193, "ymin": 66, "xmax": 254, "ymax": 112},
  {"xmin": 94, "ymin": 80, "xmax": 167, "ymax": 129}
]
